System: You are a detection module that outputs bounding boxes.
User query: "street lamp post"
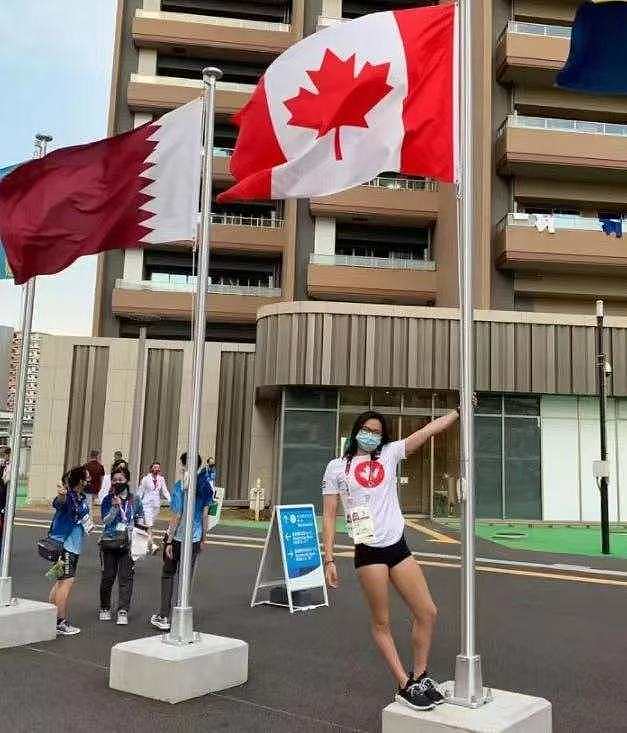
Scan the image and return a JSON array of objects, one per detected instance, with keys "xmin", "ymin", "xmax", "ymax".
[{"xmin": 595, "ymin": 300, "xmax": 610, "ymax": 556}]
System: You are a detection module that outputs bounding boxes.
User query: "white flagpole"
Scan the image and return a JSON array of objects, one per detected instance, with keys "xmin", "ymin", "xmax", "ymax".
[
  {"xmin": 0, "ymin": 133, "xmax": 52, "ymax": 607},
  {"xmin": 448, "ymin": 0, "xmax": 489, "ymax": 707},
  {"xmin": 167, "ymin": 67, "xmax": 222, "ymax": 644}
]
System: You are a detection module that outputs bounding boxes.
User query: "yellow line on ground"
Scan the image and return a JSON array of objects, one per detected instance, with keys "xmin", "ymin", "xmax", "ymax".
[{"xmin": 405, "ymin": 518, "xmax": 459, "ymax": 544}]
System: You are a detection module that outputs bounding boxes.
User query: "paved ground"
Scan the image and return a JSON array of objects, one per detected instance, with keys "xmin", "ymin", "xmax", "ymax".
[{"xmin": 1, "ymin": 516, "xmax": 627, "ymax": 732}]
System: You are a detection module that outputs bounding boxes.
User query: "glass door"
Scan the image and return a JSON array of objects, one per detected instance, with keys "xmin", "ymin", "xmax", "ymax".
[{"xmin": 400, "ymin": 416, "xmax": 431, "ymax": 514}]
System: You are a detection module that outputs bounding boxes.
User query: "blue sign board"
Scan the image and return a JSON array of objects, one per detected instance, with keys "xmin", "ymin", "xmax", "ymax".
[{"xmin": 277, "ymin": 505, "xmax": 323, "ymax": 581}]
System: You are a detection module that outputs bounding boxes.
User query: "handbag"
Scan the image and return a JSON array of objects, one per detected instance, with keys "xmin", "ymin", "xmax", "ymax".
[
  {"xmin": 99, "ymin": 530, "xmax": 129, "ymax": 551},
  {"xmin": 37, "ymin": 535, "xmax": 64, "ymax": 562},
  {"xmin": 131, "ymin": 527, "xmax": 149, "ymax": 561}
]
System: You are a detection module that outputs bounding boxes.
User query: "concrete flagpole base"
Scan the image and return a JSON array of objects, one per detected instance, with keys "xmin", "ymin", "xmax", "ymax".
[
  {"xmin": 382, "ymin": 685, "xmax": 552, "ymax": 733},
  {"xmin": 109, "ymin": 633, "xmax": 248, "ymax": 704},
  {"xmin": 0, "ymin": 599, "xmax": 57, "ymax": 648}
]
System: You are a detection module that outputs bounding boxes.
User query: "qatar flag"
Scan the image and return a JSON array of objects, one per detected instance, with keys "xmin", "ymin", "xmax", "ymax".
[
  {"xmin": 0, "ymin": 98, "xmax": 202, "ymax": 285},
  {"xmin": 217, "ymin": 4, "xmax": 456, "ymax": 203}
]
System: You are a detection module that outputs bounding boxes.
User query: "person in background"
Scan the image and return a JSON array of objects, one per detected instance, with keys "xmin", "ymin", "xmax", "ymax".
[
  {"xmin": 99, "ymin": 471, "xmax": 145, "ymax": 625},
  {"xmin": 149, "ymin": 453, "xmax": 212, "ymax": 631},
  {"xmin": 48, "ymin": 465, "xmax": 91, "ymax": 636},
  {"xmin": 138, "ymin": 462, "xmax": 170, "ymax": 555},
  {"xmin": 0, "ymin": 446, "xmax": 11, "ymax": 491},
  {"xmin": 113, "ymin": 450, "xmax": 124, "ymax": 465},
  {"xmin": 200, "ymin": 457, "xmax": 217, "ymax": 489},
  {"xmin": 84, "ymin": 450, "xmax": 105, "ymax": 512},
  {"xmin": 99, "ymin": 459, "xmax": 130, "ymax": 505}
]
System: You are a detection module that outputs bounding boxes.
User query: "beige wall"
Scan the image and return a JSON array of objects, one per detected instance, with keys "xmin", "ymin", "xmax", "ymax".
[{"xmin": 29, "ymin": 334, "xmax": 255, "ymax": 502}]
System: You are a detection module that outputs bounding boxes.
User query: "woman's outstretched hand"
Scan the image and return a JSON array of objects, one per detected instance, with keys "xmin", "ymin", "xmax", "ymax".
[{"xmin": 325, "ymin": 561, "xmax": 339, "ymax": 589}]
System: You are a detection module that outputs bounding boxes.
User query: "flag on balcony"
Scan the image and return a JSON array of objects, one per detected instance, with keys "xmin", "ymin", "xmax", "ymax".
[
  {"xmin": 0, "ymin": 99, "xmax": 203, "ymax": 285},
  {"xmin": 217, "ymin": 5, "xmax": 456, "ymax": 203},
  {"xmin": 557, "ymin": 1, "xmax": 627, "ymax": 95}
]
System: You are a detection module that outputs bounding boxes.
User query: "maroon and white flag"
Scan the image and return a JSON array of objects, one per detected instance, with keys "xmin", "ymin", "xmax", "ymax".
[
  {"xmin": 0, "ymin": 99, "xmax": 202, "ymax": 284},
  {"xmin": 218, "ymin": 4, "xmax": 456, "ymax": 203}
]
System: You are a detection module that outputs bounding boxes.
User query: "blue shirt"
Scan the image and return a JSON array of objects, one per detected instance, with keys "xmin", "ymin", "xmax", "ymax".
[
  {"xmin": 101, "ymin": 494, "xmax": 144, "ymax": 539},
  {"xmin": 170, "ymin": 476, "xmax": 212, "ymax": 543},
  {"xmin": 49, "ymin": 490, "xmax": 90, "ymax": 555}
]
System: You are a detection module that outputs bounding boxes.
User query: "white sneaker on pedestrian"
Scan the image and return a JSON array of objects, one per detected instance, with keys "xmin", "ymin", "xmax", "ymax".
[
  {"xmin": 117, "ymin": 610, "xmax": 128, "ymax": 625},
  {"xmin": 57, "ymin": 620, "xmax": 81, "ymax": 636},
  {"xmin": 99, "ymin": 609, "xmax": 112, "ymax": 622},
  {"xmin": 150, "ymin": 613, "xmax": 170, "ymax": 631}
]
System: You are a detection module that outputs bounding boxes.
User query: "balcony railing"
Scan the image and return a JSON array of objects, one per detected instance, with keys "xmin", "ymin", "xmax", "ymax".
[
  {"xmin": 116, "ymin": 279, "xmax": 281, "ymax": 298},
  {"xmin": 498, "ymin": 114, "xmax": 627, "ymax": 138},
  {"xmin": 365, "ymin": 176, "xmax": 439, "ymax": 192},
  {"xmin": 310, "ymin": 254, "xmax": 436, "ymax": 271},
  {"xmin": 497, "ymin": 212, "xmax": 627, "ymax": 233},
  {"xmin": 132, "ymin": 73, "xmax": 255, "ymax": 95},
  {"xmin": 137, "ymin": 9, "xmax": 290, "ymax": 33},
  {"xmin": 213, "ymin": 147, "xmax": 233, "ymax": 158},
  {"xmin": 210, "ymin": 213, "xmax": 285, "ymax": 228},
  {"xmin": 500, "ymin": 20, "xmax": 571, "ymax": 41}
]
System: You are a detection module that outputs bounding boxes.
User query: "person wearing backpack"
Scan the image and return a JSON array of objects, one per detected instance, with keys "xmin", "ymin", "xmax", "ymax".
[
  {"xmin": 48, "ymin": 465, "xmax": 91, "ymax": 636},
  {"xmin": 99, "ymin": 471, "xmax": 146, "ymax": 625}
]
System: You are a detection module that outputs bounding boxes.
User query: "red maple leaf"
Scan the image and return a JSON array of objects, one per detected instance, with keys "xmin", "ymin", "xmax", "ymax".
[{"xmin": 284, "ymin": 50, "xmax": 393, "ymax": 161}]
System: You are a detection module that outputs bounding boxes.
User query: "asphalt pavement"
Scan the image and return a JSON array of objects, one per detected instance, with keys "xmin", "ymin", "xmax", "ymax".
[{"xmin": 1, "ymin": 518, "xmax": 626, "ymax": 732}]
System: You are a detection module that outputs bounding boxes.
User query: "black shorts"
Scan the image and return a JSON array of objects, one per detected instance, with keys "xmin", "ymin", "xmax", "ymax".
[
  {"xmin": 59, "ymin": 549, "xmax": 79, "ymax": 580},
  {"xmin": 354, "ymin": 535, "xmax": 412, "ymax": 570}
]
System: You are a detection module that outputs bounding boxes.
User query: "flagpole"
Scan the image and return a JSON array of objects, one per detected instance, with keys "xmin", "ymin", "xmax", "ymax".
[
  {"xmin": 0, "ymin": 133, "xmax": 53, "ymax": 606},
  {"xmin": 449, "ymin": 0, "xmax": 489, "ymax": 707},
  {"xmin": 167, "ymin": 67, "xmax": 222, "ymax": 644}
]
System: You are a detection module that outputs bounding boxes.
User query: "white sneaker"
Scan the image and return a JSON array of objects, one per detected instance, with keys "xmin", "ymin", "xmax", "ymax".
[
  {"xmin": 57, "ymin": 620, "xmax": 81, "ymax": 636},
  {"xmin": 150, "ymin": 613, "xmax": 170, "ymax": 631},
  {"xmin": 117, "ymin": 610, "xmax": 128, "ymax": 625},
  {"xmin": 99, "ymin": 609, "xmax": 112, "ymax": 622}
]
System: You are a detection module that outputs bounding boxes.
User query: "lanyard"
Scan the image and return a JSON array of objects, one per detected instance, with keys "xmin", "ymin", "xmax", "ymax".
[{"xmin": 119, "ymin": 499, "xmax": 130, "ymax": 524}]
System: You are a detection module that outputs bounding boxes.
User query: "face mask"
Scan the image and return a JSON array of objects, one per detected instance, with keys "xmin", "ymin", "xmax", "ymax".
[
  {"xmin": 115, "ymin": 483, "xmax": 129, "ymax": 499},
  {"xmin": 356, "ymin": 430, "xmax": 381, "ymax": 453}
]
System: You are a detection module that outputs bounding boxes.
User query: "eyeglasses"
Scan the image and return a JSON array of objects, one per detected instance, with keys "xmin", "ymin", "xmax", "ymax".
[{"xmin": 360, "ymin": 427, "xmax": 382, "ymax": 438}]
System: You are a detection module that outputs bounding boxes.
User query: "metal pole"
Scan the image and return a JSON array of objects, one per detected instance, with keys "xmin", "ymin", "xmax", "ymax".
[
  {"xmin": 0, "ymin": 133, "xmax": 52, "ymax": 606},
  {"xmin": 596, "ymin": 300, "xmax": 610, "ymax": 555},
  {"xmin": 167, "ymin": 67, "xmax": 221, "ymax": 644},
  {"xmin": 128, "ymin": 325, "xmax": 147, "ymax": 488},
  {"xmin": 449, "ymin": 2, "xmax": 488, "ymax": 707}
]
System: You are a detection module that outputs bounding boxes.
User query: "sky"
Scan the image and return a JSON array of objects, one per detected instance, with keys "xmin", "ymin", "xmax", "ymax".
[{"xmin": 0, "ymin": 0, "xmax": 118, "ymax": 335}]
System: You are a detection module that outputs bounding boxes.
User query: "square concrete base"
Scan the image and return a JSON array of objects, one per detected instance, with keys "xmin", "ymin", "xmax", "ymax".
[
  {"xmin": 383, "ymin": 685, "xmax": 552, "ymax": 733},
  {"xmin": 109, "ymin": 633, "xmax": 248, "ymax": 704},
  {"xmin": 0, "ymin": 599, "xmax": 57, "ymax": 648}
]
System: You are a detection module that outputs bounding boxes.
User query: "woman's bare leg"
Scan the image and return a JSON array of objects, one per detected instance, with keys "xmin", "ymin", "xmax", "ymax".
[
  {"xmin": 357, "ymin": 563, "xmax": 409, "ymax": 687},
  {"xmin": 48, "ymin": 581, "xmax": 58, "ymax": 606},
  {"xmin": 390, "ymin": 557, "xmax": 438, "ymax": 678}
]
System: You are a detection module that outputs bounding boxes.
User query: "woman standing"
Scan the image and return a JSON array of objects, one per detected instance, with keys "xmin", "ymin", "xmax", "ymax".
[
  {"xmin": 322, "ymin": 408, "xmax": 460, "ymax": 712},
  {"xmin": 99, "ymin": 469, "xmax": 145, "ymax": 625},
  {"xmin": 138, "ymin": 462, "xmax": 170, "ymax": 554},
  {"xmin": 48, "ymin": 465, "xmax": 91, "ymax": 636}
]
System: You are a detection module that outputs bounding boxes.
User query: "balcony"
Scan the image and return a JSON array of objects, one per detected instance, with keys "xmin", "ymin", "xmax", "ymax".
[
  {"xmin": 209, "ymin": 212, "xmax": 287, "ymax": 254},
  {"xmin": 496, "ymin": 21, "xmax": 570, "ymax": 85},
  {"xmin": 307, "ymin": 254, "xmax": 437, "ymax": 304},
  {"xmin": 495, "ymin": 213, "xmax": 627, "ymax": 275},
  {"xmin": 112, "ymin": 279, "xmax": 282, "ymax": 324},
  {"xmin": 310, "ymin": 176, "xmax": 439, "ymax": 225},
  {"xmin": 496, "ymin": 115, "xmax": 627, "ymax": 183},
  {"xmin": 133, "ymin": 7, "xmax": 304, "ymax": 60},
  {"xmin": 127, "ymin": 73, "xmax": 253, "ymax": 115},
  {"xmin": 213, "ymin": 147, "xmax": 233, "ymax": 182}
]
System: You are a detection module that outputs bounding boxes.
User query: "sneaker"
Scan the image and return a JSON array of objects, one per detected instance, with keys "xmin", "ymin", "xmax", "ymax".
[
  {"xmin": 150, "ymin": 613, "xmax": 170, "ymax": 631},
  {"xmin": 415, "ymin": 673, "xmax": 445, "ymax": 706},
  {"xmin": 395, "ymin": 679, "xmax": 435, "ymax": 712},
  {"xmin": 116, "ymin": 610, "xmax": 128, "ymax": 625},
  {"xmin": 99, "ymin": 609, "xmax": 112, "ymax": 622},
  {"xmin": 56, "ymin": 620, "xmax": 81, "ymax": 636}
]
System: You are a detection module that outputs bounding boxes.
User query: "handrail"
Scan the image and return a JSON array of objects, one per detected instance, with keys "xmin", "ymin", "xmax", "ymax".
[
  {"xmin": 502, "ymin": 20, "xmax": 571, "ymax": 41},
  {"xmin": 501, "ymin": 114, "xmax": 627, "ymax": 138},
  {"xmin": 309, "ymin": 254, "xmax": 436, "ymax": 271},
  {"xmin": 209, "ymin": 213, "xmax": 284, "ymax": 228},
  {"xmin": 115, "ymin": 279, "xmax": 281, "ymax": 297},
  {"xmin": 497, "ymin": 212, "xmax": 627, "ymax": 233},
  {"xmin": 365, "ymin": 176, "xmax": 439, "ymax": 192}
]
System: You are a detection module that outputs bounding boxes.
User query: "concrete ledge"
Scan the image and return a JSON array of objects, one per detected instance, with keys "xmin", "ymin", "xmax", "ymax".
[
  {"xmin": 109, "ymin": 633, "xmax": 248, "ymax": 704},
  {"xmin": 0, "ymin": 599, "xmax": 57, "ymax": 648},
  {"xmin": 382, "ymin": 686, "xmax": 552, "ymax": 732}
]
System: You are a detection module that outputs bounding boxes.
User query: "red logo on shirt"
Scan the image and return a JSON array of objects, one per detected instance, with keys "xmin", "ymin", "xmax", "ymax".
[{"xmin": 354, "ymin": 460, "xmax": 385, "ymax": 488}]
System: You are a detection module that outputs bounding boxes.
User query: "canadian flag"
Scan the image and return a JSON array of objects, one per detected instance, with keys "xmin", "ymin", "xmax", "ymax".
[
  {"xmin": 0, "ymin": 99, "xmax": 202, "ymax": 284},
  {"xmin": 217, "ymin": 5, "xmax": 456, "ymax": 203}
]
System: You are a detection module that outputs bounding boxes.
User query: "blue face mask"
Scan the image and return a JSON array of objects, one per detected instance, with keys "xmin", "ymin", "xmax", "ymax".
[{"xmin": 356, "ymin": 429, "xmax": 381, "ymax": 453}]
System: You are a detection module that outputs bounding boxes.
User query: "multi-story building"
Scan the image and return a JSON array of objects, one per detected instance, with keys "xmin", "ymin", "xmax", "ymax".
[
  {"xmin": 72, "ymin": 0, "xmax": 627, "ymax": 522},
  {"xmin": 7, "ymin": 331, "xmax": 41, "ymax": 424}
]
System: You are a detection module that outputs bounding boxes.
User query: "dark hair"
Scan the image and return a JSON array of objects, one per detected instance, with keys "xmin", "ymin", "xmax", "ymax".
[
  {"xmin": 343, "ymin": 411, "xmax": 391, "ymax": 462},
  {"xmin": 111, "ymin": 466, "xmax": 130, "ymax": 482},
  {"xmin": 150, "ymin": 461, "xmax": 160, "ymax": 470},
  {"xmin": 90, "ymin": 449, "xmax": 100, "ymax": 459},
  {"xmin": 110, "ymin": 459, "xmax": 128, "ymax": 475},
  {"xmin": 180, "ymin": 452, "xmax": 202, "ymax": 469},
  {"xmin": 67, "ymin": 465, "xmax": 88, "ymax": 489},
  {"xmin": 61, "ymin": 471, "xmax": 70, "ymax": 487}
]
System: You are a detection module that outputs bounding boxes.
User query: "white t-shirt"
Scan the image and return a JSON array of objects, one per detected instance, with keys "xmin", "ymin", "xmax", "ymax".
[{"xmin": 322, "ymin": 440, "xmax": 406, "ymax": 548}]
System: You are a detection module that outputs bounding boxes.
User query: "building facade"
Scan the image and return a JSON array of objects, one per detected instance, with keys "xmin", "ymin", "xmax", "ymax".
[
  {"xmin": 78, "ymin": 0, "xmax": 627, "ymax": 521},
  {"xmin": 7, "ymin": 331, "xmax": 41, "ymax": 425}
]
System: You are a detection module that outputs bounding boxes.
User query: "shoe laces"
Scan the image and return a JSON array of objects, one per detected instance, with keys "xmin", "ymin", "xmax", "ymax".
[{"xmin": 417, "ymin": 676, "xmax": 438, "ymax": 693}]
